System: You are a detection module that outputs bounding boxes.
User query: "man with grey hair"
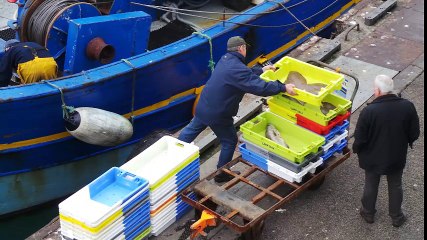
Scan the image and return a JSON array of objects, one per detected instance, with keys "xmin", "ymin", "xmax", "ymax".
[
  {"xmin": 178, "ymin": 36, "xmax": 296, "ymax": 183},
  {"xmin": 353, "ymin": 74, "xmax": 420, "ymax": 227}
]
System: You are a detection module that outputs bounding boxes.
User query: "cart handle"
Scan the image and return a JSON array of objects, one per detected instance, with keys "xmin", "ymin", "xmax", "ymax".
[{"xmin": 306, "ymin": 59, "xmax": 360, "ymax": 103}]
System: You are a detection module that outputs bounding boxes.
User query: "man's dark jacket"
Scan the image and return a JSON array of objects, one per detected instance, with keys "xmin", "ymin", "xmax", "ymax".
[
  {"xmin": 353, "ymin": 94, "xmax": 420, "ymax": 175},
  {"xmin": 0, "ymin": 42, "xmax": 53, "ymax": 87},
  {"xmin": 196, "ymin": 51, "xmax": 285, "ymax": 125}
]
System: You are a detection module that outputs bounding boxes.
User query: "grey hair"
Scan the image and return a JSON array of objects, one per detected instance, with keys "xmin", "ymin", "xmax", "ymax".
[{"xmin": 375, "ymin": 74, "xmax": 394, "ymax": 94}]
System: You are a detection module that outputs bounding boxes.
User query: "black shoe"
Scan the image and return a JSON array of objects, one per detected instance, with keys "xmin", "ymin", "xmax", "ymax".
[
  {"xmin": 360, "ymin": 209, "xmax": 374, "ymax": 224},
  {"xmin": 214, "ymin": 171, "xmax": 241, "ymax": 183},
  {"xmin": 392, "ymin": 215, "xmax": 407, "ymax": 228}
]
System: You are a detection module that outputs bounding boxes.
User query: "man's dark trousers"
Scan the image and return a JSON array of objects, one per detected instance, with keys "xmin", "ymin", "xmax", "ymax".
[
  {"xmin": 178, "ymin": 117, "xmax": 237, "ymax": 169},
  {"xmin": 361, "ymin": 170, "xmax": 404, "ymax": 220}
]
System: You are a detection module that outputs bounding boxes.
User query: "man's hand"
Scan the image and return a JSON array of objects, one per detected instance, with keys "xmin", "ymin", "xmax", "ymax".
[
  {"xmin": 262, "ymin": 65, "xmax": 276, "ymax": 72},
  {"xmin": 285, "ymin": 84, "xmax": 297, "ymax": 95}
]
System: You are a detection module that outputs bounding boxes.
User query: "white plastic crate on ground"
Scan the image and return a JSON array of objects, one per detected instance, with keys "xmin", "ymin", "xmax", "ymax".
[
  {"xmin": 60, "ymin": 200, "xmax": 150, "ymax": 240},
  {"xmin": 150, "ymin": 192, "xmax": 197, "ymax": 236},
  {"xmin": 149, "ymin": 159, "xmax": 199, "ymax": 205},
  {"xmin": 239, "ymin": 144, "xmax": 323, "ymax": 183},
  {"xmin": 120, "ymin": 136, "xmax": 200, "ymax": 237},
  {"xmin": 59, "ymin": 167, "xmax": 151, "ymax": 240}
]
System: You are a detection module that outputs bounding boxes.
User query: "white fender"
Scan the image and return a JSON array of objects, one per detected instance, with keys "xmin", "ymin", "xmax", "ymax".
[{"xmin": 66, "ymin": 107, "xmax": 133, "ymax": 146}]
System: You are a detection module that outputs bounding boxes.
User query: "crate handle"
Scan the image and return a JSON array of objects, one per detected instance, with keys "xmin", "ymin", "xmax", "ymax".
[{"xmin": 121, "ymin": 172, "xmax": 138, "ymax": 182}]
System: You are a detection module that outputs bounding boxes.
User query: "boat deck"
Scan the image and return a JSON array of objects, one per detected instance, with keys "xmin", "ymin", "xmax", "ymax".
[{"xmin": 179, "ymin": 0, "xmax": 243, "ymax": 30}]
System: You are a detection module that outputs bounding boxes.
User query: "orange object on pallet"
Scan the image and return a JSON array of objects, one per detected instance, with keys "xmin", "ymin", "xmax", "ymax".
[{"xmin": 190, "ymin": 210, "xmax": 217, "ymax": 239}]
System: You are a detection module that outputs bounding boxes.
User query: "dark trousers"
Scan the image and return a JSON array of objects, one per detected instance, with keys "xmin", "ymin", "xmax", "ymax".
[
  {"xmin": 178, "ymin": 116, "xmax": 238, "ymax": 169},
  {"xmin": 361, "ymin": 170, "xmax": 404, "ymax": 220}
]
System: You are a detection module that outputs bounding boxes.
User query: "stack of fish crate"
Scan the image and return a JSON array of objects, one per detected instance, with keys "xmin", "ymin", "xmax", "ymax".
[
  {"xmin": 120, "ymin": 136, "xmax": 200, "ymax": 236},
  {"xmin": 239, "ymin": 111, "xmax": 326, "ymax": 183},
  {"xmin": 263, "ymin": 56, "xmax": 351, "ymax": 162},
  {"xmin": 59, "ymin": 167, "xmax": 151, "ymax": 240},
  {"xmin": 239, "ymin": 56, "xmax": 351, "ymax": 182}
]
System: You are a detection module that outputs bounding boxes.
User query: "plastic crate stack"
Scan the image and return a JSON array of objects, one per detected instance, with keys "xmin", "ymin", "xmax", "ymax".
[
  {"xmin": 59, "ymin": 167, "xmax": 151, "ymax": 240},
  {"xmin": 264, "ymin": 56, "xmax": 351, "ymax": 162},
  {"xmin": 239, "ymin": 112, "xmax": 325, "ymax": 183},
  {"xmin": 120, "ymin": 136, "xmax": 200, "ymax": 236}
]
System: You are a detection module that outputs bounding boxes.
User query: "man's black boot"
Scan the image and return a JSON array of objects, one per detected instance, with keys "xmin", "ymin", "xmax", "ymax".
[
  {"xmin": 392, "ymin": 214, "xmax": 407, "ymax": 227},
  {"xmin": 359, "ymin": 209, "xmax": 374, "ymax": 224}
]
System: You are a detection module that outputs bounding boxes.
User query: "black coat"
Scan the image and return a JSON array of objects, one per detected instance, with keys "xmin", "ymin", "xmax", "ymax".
[{"xmin": 353, "ymin": 94, "xmax": 420, "ymax": 175}]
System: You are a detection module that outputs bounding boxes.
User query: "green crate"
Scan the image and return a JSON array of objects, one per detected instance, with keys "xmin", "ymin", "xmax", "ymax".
[
  {"xmin": 240, "ymin": 112, "xmax": 325, "ymax": 163},
  {"xmin": 267, "ymin": 92, "xmax": 352, "ymax": 126},
  {"xmin": 261, "ymin": 56, "xmax": 344, "ymax": 106}
]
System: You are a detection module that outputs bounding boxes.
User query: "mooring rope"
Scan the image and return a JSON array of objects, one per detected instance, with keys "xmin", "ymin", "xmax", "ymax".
[
  {"xmin": 274, "ymin": 0, "xmax": 318, "ymax": 37},
  {"xmin": 192, "ymin": 32, "xmax": 215, "ymax": 72},
  {"xmin": 42, "ymin": 80, "xmax": 75, "ymax": 119},
  {"xmin": 121, "ymin": 58, "xmax": 137, "ymax": 124}
]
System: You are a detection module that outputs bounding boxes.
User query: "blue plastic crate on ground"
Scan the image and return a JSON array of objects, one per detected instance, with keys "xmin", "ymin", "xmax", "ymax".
[{"xmin": 59, "ymin": 167, "xmax": 151, "ymax": 240}]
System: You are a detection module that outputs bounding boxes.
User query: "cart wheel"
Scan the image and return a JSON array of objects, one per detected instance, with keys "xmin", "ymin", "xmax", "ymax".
[
  {"xmin": 308, "ymin": 176, "xmax": 326, "ymax": 191},
  {"xmin": 241, "ymin": 220, "xmax": 265, "ymax": 240}
]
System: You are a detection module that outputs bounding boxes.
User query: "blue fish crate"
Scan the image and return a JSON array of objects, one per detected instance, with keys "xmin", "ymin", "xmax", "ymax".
[
  {"xmin": 324, "ymin": 120, "xmax": 350, "ymax": 141},
  {"xmin": 89, "ymin": 167, "xmax": 149, "ymax": 207},
  {"xmin": 240, "ymin": 137, "xmax": 323, "ymax": 173},
  {"xmin": 321, "ymin": 139, "xmax": 348, "ymax": 161}
]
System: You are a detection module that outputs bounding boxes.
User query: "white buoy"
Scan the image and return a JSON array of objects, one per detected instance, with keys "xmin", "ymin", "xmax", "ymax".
[{"xmin": 65, "ymin": 107, "xmax": 133, "ymax": 147}]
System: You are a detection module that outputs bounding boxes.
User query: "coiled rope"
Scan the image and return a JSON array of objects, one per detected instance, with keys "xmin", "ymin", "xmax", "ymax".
[{"xmin": 27, "ymin": 0, "xmax": 79, "ymax": 45}]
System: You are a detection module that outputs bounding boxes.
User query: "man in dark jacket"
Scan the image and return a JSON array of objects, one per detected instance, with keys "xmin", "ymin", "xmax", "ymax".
[
  {"xmin": 353, "ymin": 74, "xmax": 420, "ymax": 227},
  {"xmin": 0, "ymin": 40, "xmax": 57, "ymax": 87},
  {"xmin": 179, "ymin": 36, "xmax": 296, "ymax": 183}
]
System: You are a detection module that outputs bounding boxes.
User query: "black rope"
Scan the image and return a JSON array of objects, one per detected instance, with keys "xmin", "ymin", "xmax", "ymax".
[{"xmin": 27, "ymin": 0, "xmax": 79, "ymax": 45}]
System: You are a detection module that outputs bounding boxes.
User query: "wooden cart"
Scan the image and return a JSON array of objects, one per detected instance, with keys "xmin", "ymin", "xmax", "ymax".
[{"xmin": 181, "ymin": 147, "xmax": 351, "ymax": 240}]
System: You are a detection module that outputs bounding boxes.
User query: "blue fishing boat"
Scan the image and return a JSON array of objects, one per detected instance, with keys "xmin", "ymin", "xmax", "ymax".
[{"xmin": 0, "ymin": 0, "xmax": 360, "ymax": 216}]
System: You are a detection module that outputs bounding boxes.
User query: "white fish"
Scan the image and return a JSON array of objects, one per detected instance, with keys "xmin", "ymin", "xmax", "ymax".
[{"xmin": 266, "ymin": 124, "xmax": 289, "ymax": 148}]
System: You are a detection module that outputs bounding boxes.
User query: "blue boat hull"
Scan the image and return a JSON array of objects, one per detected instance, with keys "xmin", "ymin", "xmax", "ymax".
[
  {"xmin": 0, "ymin": 0, "xmax": 360, "ymax": 215},
  {"xmin": 0, "ymin": 143, "xmax": 133, "ymax": 218}
]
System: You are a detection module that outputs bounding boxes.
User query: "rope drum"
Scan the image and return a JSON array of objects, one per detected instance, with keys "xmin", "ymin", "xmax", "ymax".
[{"xmin": 26, "ymin": 0, "xmax": 79, "ymax": 46}]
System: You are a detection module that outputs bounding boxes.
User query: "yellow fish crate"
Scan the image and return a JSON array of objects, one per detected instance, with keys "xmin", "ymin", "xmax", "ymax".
[
  {"xmin": 240, "ymin": 112, "xmax": 325, "ymax": 163},
  {"xmin": 261, "ymin": 56, "xmax": 345, "ymax": 106}
]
